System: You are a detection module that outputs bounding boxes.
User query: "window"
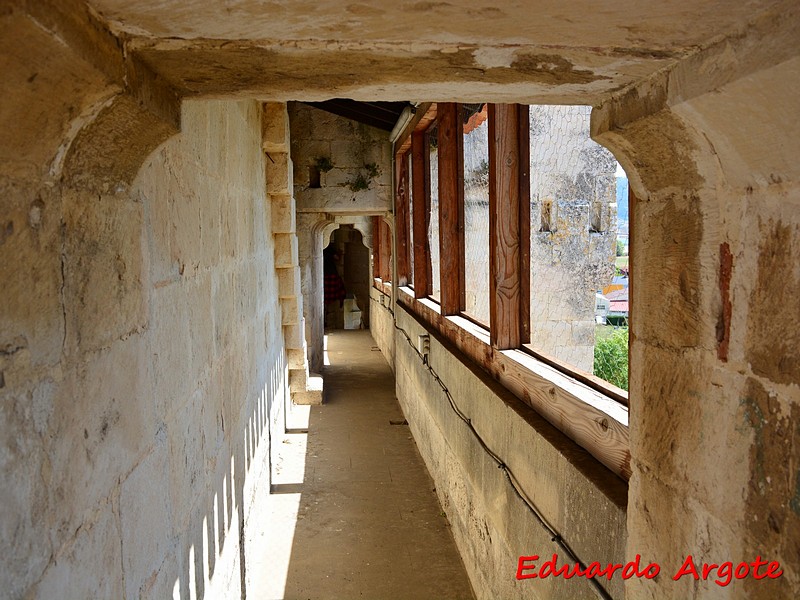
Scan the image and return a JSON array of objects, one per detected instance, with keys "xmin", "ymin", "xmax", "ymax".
[
  {"xmin": 462, "ymin": 103, "xmax": 490, "ymax": 326},
  {"xmin": 395, "ymin": 149, "xmax": 412, "ymax": 287},
  {"xmin": 408, "ymin": 152, "xmax": 414, "ymax": 287},
  {"xmin": 388, "ymin": 102, "xmax": 630, "ymax": 481},
  {"xmin": 427, "ymin": 122, "xmax": 441, "ymax": 302},
  {"xmin": 372, "ymin": 215, "xmax": 392, "ymax": 286},
  {"xmin": 526, "ymin": 105, "xmax": 625, "ymax": 390}
]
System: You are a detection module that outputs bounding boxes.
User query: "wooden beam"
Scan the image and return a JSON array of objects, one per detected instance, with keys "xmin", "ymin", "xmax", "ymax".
[
  {"xmin": 395, "ymin": 103, "xmax": 437, "ymax": 155},
  {"xmin": 395, "ymin": 151, "xmax": 411, "ymax": 286},
  {"xmin": 411, "ymin": 130, "xmax": 432, "ymax": 297},
  {"xmin": 488, "ymin": 104, "xmax": 530, "ymax": 350},
  {"xmin": 437, "ymin": 103, "xmax": 465, "ymax": 315},
  {"xmin": 518, "ymin": 105, "xmax": 531, "ymax": 344}
]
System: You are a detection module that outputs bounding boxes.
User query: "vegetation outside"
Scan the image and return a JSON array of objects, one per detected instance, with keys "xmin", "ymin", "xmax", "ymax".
[{"xmin": 594, "ymin": 326, "xmax": 629, "ymax": 391}]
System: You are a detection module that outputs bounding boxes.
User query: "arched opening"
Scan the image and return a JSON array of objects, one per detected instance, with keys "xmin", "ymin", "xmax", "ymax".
[{"xmin": 323, "ymin": 226, "xmax": 371, "ymax": 331}]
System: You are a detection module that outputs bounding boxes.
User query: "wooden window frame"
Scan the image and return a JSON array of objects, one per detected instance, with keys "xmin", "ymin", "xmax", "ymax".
[
  {"xmin": 372, "ymin": 214, "xmax": 393, "ymax": 291},
  {"xmin": 488, "ymin": 104, "xmax": 530, "ymax": 350},
  {"xmin": 372, "ymin": 214, "xmax": 382, "ymax": 283},
  {"xmin": 391, "ymin": 102, "xmax": 632, "ymax": 481},
  {"xmin": 395, "ymin": 149, "xmax": 411, "ymax": 287},
  {"xmin": 436, "ymin": 103, "xmax": 466, "ymax": 316}
]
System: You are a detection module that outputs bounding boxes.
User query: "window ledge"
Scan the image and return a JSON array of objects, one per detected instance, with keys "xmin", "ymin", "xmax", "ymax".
[{"xmin": 396, "ymin": 292, "xmax": 631, "ymax": 480}]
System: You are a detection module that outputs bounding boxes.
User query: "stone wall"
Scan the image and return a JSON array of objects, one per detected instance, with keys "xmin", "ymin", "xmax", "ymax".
[
  {"xmin": 370, "ymin": 290, "xmax": 627, "ymax": 599},
  {"xmin": 289, "ymin": 103, "xmax": 392, "ymax": 216},
  {"xmin": 369, "ymin": 288, "xmax": 396, "ymax": 373},
  {"xmin": 1, "ymin": 96, "xmax": 287, "ymax": 598},
  {"xmin": 593, "ymin": 21, "xmax": 800, "ymax": 598}
]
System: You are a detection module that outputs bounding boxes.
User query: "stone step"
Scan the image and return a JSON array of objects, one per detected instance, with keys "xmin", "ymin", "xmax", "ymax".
[{"xmin": 292, "ymin": 373, "xmax": 324, "ymax": 405}]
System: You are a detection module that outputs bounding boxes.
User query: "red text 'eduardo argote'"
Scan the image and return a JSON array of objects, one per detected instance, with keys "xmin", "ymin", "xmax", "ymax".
[{"xmin": 516, "ymin": 554, "xmax": 783, "ymax": 587}]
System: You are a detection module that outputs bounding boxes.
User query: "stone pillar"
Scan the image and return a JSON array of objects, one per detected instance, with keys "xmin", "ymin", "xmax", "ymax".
[
  {"xmin": 297, "ymin": 213, "xmax": 332, "ymax": 372},
  {"xmin": 264, "ymin": 103, "xmax": 322, "ymax": 404}
]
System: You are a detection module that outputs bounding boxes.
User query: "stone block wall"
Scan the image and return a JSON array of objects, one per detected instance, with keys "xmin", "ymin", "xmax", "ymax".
[
  {"xmin": 288, "ymin": 103, "xmax": 392, "ymax": 217},
  {"xmin": 265, "ymin": 102, "xmax": 322, "ymax": 404},
  {"xmin": 0, "ymin": 97, "xmax": 287, "ymax": 598},
  {"xmin": 369, "ymin": 288, "xmax": 396, "ymax": 373}
]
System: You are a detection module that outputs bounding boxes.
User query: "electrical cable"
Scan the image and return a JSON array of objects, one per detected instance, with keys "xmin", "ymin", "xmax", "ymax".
[{"xmin": 370, "ymin": 294, "xmax": 615, "ymax": 600}]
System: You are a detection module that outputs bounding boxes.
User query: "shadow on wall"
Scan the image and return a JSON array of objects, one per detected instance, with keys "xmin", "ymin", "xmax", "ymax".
[{"xmin": 165, "ymin": 353, "xmax": 287, "ymax": 600}]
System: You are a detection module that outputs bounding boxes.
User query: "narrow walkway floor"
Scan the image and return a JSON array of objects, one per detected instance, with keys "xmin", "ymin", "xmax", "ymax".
[{"xmin": 253, "ymin": 329, "xmax": 474, "ymax": 599}]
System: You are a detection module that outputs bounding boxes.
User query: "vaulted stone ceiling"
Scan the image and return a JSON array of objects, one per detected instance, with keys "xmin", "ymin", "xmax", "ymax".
[{"xmin": 76, "ymin": 0, "xmax": 791, "ymax": 103}]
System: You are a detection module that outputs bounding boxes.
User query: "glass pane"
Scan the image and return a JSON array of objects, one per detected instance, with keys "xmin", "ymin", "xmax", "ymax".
[
  {"xmin": 462, "ymin": 104, "xmax": 490, "ymax": 325},
  {"xmin": 428, "ymin": 123, "xmax": 441, "ymax": 302},
  {"xmin": 528, "ymin": 105, "xmax": 624, "ymax": 388},
  {"xmin": 408, "ymin": 151, "xmax": 414, "ymax": 287}
]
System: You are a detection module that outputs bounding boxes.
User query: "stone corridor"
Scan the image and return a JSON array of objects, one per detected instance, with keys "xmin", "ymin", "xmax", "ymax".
[{"xmin": 249, "ymin": 329, "xmax": 474, "ymax": 599}]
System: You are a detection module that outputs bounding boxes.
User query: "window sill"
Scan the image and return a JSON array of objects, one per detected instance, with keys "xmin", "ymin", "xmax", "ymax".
[{"xmin": 396, "ymin": 286, "xmax": 630, "ymax": 480}]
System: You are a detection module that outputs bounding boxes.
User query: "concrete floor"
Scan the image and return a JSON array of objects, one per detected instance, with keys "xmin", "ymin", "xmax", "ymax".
[{"xmin": 251, "ymin": 329, "xmax": 474, "ymax": 599}]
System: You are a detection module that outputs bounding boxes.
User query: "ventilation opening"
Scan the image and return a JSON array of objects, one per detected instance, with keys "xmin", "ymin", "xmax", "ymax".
[{"xmin": 309, "ymin": 165, "xmax": 321, "ymax": 188}]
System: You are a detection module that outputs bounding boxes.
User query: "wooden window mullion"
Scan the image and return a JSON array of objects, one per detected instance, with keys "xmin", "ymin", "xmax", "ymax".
[
  {"xmin": 489, "ymin": 104, "xmax": 530, "ymax": 349},
  {"xmin": 437, "ymin": 102, "xmax": 465, "ymax": 315}
]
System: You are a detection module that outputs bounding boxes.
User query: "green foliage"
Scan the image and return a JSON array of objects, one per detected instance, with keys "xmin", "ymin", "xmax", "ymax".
[
  {"xmin": 616, "ymin": 239, "xmax": 625, "ymax": 257},
  {"xmin": 364, "ymin": 162, "xmax": 381, "ymax": 179},
  {"xmin": 594, "ymin": 327, "xmax": 629, "ymax": 391},
  {"xmin": 314, "ymin": 156, "xmax": 334, "ymax": 173},
  {"xmin": 345, "ymin": 173, "xmax": 370, "ymax": 192},
  {"xmin": 343, "ymin": 163, "xmax": 381, "ymax": 192}
]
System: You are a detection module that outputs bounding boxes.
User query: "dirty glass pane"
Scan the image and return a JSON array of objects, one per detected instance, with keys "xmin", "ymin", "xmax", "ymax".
[
  {"xmin": 408, "ymin": 151, "xmax": 414, "ymax": 288},
  {"xmin": 462, "ymin": 103, "xmax": 490, "ymax": 326},
  {"xmin": 527, "ymin": 105, "xmax": 627, "ymax": 390},
  {"xmin": 428, "ymin": 123, "xmax": 441, "ymax": 302}
]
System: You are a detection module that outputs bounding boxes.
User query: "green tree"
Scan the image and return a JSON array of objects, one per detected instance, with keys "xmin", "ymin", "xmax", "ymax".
[{"xmin": 594, "ymin": 327, "xmax": 629, "ymax": 390}]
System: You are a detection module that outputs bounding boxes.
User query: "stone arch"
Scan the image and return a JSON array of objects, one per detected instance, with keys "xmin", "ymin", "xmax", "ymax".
[
  {"xmin": 300, "ymin": 213, "xmax": 379, "ymax": 371},
  {"xmin": 323, "ymin": 225, "xmax": 372, "ymax": 331},
  {"xmin": 589, "ymin": 32, "xmax": 800, "ymax": 596}
]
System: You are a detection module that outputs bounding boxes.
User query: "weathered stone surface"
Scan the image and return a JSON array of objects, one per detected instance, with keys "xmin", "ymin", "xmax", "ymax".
[
  {"xmin": 274, "ymin": 233, "xmax": 299, "ymax": 267},
  {"xmin": 1, "ymin": 95, "xmax": 287, "ymax": 598},
  {"xmin": 287, "ymin": 348, "xmax": 306, "ymax": 370},
  {"xmin": 284, "ymin": 322, "xmax": 305, "ymax": 350},
  {"xmin": 747, "ymin": 219, "xmax": 800, "ymax": 385},
  {"xmin": 33, "ymin": 501, "xmax": 123, "ymax": 600},
  {"xmin": 263, "ymin": 103, "xmax": 290, "ymax": 153},
  {"xmin": 271, "ymin": 197, "xmax": 297, "ymax": 234},
  {"xmin": 280, "ymin": 298, "xmax": 300, "ymax": 325},
  {"xmin": 120, "ymin": 434, "xmax": 173, "ymax": 599},
  {"xmin": 266, "ymin": 153, "xmax": 292, "ymax": 195},
  {"xmin": 289, "ymin": 103, "xmax": 392, "ymax": 215},
  {"xmin": 277, "ymin": 266, "xmax": 301, "ymax": 299}
]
